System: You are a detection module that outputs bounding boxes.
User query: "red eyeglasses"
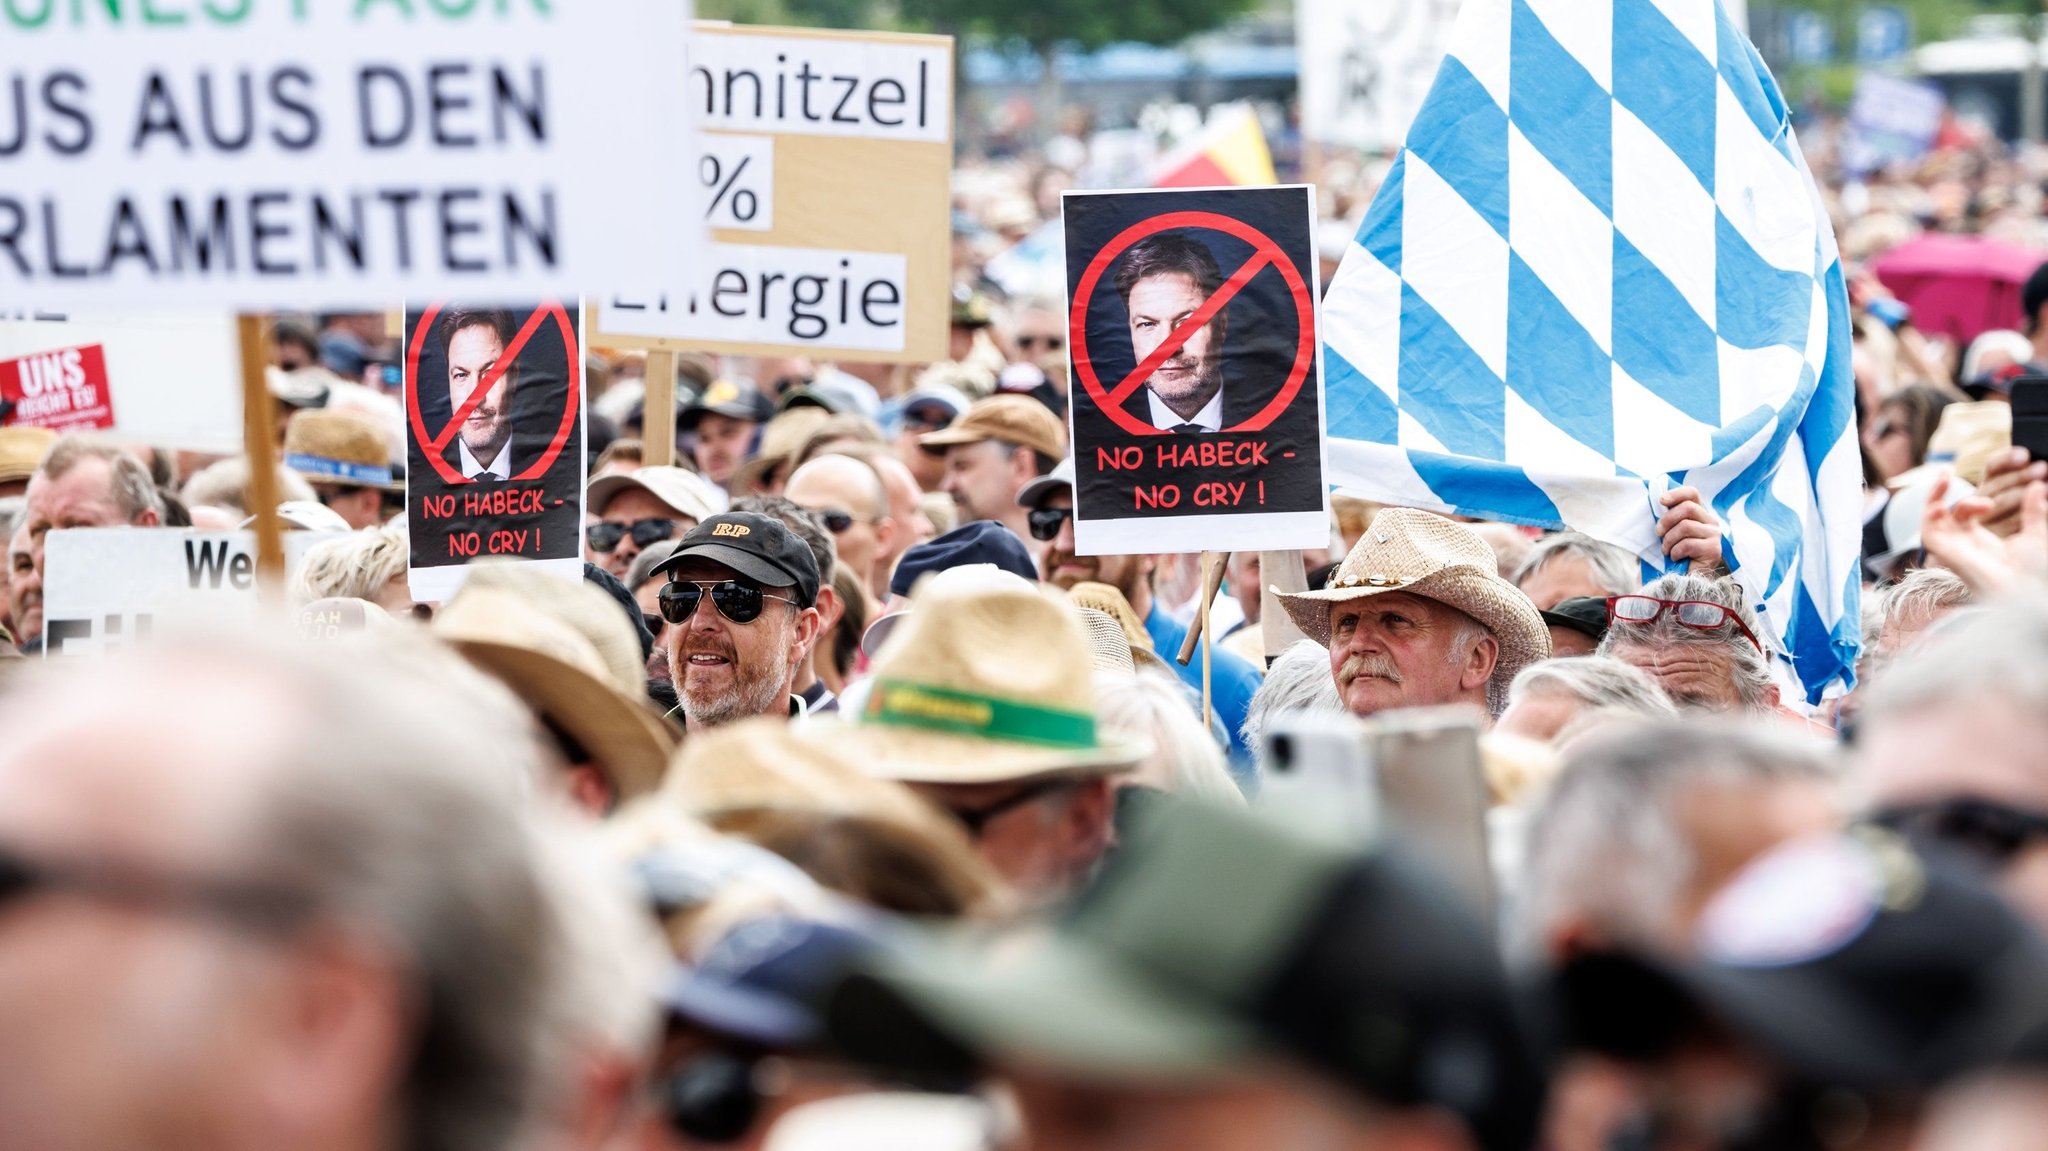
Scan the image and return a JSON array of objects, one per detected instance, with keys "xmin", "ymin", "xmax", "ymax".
[{"xmin": 1606, "ymin": 595, "xmax": 1762, "ymax": 652}]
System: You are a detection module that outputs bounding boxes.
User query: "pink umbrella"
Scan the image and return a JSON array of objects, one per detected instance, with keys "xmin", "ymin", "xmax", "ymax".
[{"xmin": 1870, "ymin": 234, "xmax": 2047, "ymax": 348}]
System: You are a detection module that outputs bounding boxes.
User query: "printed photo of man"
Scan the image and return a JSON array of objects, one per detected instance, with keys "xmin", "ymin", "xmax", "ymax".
[
  {"xmin": 440, "ymin": 308, "xmax": 520, "ymax": 481},
  {"xmin": 1113, "ymin": 232, "xmax": 1254, "ymax": 434}
]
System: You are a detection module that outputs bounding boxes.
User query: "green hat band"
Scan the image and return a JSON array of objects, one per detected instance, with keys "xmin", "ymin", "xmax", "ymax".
[{"xmin": 865, "ymin": 679, "xmax": 1097, "ymax": 750}]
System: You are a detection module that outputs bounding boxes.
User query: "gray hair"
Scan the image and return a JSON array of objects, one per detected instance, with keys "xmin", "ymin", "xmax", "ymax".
[
  {"xmin": 1509, "ymin": 656, "xmax": 1675, "ymax": 717},
  {"xmin": 1511, "ymin": 531, "xmax": 1639, "ymax": 598},
  {"xmin": 1511, "ymin": 718, "xmax": 1840, "ymax": 964},
  {"xmin": 7, "ymin": 630, "xmax": 562, "ymax": 1151},
  {"xmin": 1597, "ymin": 573, "xmax": 1775, "ymax": 711},
  {"xmin": 1871, "ymin": 569, "xmax": 1970, "ymax": 661},
  {"xmin": 0, "ymin": 495, "xmax": 22, "ymax": 544},
  {"xmin": 1244, "ymin": 639, "xmax": 1344, "ymax": 758},
  {"xmin": 180, "ymin": 455, "xmax": 316, "ymax": 515},
  {"xmin": 290, "ymin": 525, "xmax": 409, "ymax": 605},
  {"xmin": 1864, "ymin": 595, "xmax": 2048, "ymax": 724},
  {"xmin": 1095, "ymin": 669, "xmax": 1244, "ymax": 805},
  {"xmin": 36, "ymin": 434, "xmax": 163, "ymax": 522}
]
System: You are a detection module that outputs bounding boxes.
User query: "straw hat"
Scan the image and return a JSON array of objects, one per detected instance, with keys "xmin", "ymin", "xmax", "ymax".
[
  {"xmin": 1277, "ymin": 508, "xmax": 1550, "ymax": 692},
  {"xmin": 460, "ymin": 562, "xmax": 650, "ymax": 699},
  {"xmin": 826, "ymin": 581, "xmax": 1147, "ymax": 785},
  {"xmin": 0, "ymin": 426, "xmax": 56, "ymax": 486},
  {"xmin": 666, "ymin": 716, "xmax": 964, "ymax": 830},
  {"xmin": 282, "ymin": 408, "xmax": 402, "ymax": 490},
  {"xmin": 432, "ymin": 579, "xmax": 676, "ymax": 800},
  {"xmin": 587, "ymin": 465, "xmax": 720, "ymax": 524},
  {"xmin": 1920, "ymin": 401, "xmax": 2010, "ymax": 487},
  {"xmin": 1063, "ymin": 581, "xmax": 1169, "ymax": 671},
  {"xmin": 1074, "ymin": 607, "xmax": 1137, "ymax": 674},
  {"xmin": 732, "ymin": 406, "xmax": 831, "ymax": 493}
]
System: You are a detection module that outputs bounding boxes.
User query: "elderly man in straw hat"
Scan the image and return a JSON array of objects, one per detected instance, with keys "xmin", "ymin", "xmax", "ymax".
[
  {"xmin": 1278, "ymin": 508, "xmax": 1550, "ymax": 721},
  {"xmin": 281, "ymin": 408, "xmax": 401, "ymax": 530},
  {"xmin": 825, "ymin": 578, "xmax": 1147, "ymax": 901}
]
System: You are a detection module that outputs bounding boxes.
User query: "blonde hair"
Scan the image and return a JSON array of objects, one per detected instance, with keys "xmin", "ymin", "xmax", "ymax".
[{"xmin": 291, "ymin": 525, "xmax": 408, "ymax": 605}]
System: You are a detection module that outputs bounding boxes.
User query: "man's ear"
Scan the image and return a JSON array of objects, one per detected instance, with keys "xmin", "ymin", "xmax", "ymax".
[
  {"xmin": 790, "ymin": 606, "xmax": 824, "ymax": 669},
  {"xmin": 1461, "ymin": 634, "xmax": 1500, "ymax": 693}
]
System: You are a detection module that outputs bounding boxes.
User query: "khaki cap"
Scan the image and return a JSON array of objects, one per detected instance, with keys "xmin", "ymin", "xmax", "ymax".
[{"xmin": 919, "ymin": 395, "xmax": 1066, "ymax": 462}]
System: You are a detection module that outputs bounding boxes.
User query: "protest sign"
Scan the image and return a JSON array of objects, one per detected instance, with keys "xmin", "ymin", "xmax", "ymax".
[
  {"xmin": 1843, "ymin": 73, "xmax": 1945, "ymax": 175},
  {"xmin": 0, "ymin": 3, "xmax": 696, "ymax": 311},
  {"xmin": 1063, "ymin": 187, "xmax": 1330, "ymax": 555},
  {"xmin": 404, "ymin": 299, "xmax": 584, "ymax": 602},
  {"xmin": 0, "ymin": 312, "xmax": 241, "ymax": 450},
  {"xmin": 1297, "ymin": 0, "xmax": 1460, "ymax": 152},
  {"xmin": 597, "ymin": 25, "xmax": 953, "ymax": 364},
  {"xmin": 40, "ymin": 527, "xmax": 338, "ymax": 657}
]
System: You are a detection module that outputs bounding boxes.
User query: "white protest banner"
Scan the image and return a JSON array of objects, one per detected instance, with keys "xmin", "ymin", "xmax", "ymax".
[
  {"xmin": 1844, "ymin": 73, "xmax": 1945, "ymax": 175},
  {"xmin": 0, "ymin": 3, "xmax": 697, "ymax": 311},
  {"xmin": 40, "ymin": 528, "xmax": 339, "ymax": 657},
  {"xmin": 1297, "ymin": 0, "xmax": 1460, "ymax": 152},
  {"xmin": 0, "ymin": 311, "xmax": 241, "ymax": 451},
  {"xmin": 598, "ymin": 25, "xmax": 953, "ymax": 364}
]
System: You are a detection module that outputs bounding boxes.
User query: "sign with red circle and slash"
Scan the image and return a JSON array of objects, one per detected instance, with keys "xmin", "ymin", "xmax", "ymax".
[
  {"xmin": 1061, "ymin": 186, "xmax": 1330, "ymax": 556},
  {"xmin": 403, "ymin": 300, "xmax": 587, "ymax": 603}
]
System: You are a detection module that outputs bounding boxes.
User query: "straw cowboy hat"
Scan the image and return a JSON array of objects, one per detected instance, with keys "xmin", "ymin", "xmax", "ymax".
[
  {"xmin": 0, "ymin": 426, "xmax": 56, "ymax": 488},
  {"xmin": 1063, "ymin": 581, "xmax": 1170, "ymax": 672},
  {"xmin": 432, "ymin": 578, "xmax": 676, "ymax": 801},
  {"xmin": 1277, "ymin": 508, "xmax": 1550, "ymax": 693},
  {"xmin": 282, "ymin": 408, "xmax": 403, "ymax": 491},
  {"xmin": 826, "ymin": 581, "xmax": 1148, "ymax": 785}
]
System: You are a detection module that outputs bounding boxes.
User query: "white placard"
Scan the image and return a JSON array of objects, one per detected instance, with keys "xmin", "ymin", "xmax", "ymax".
[
  {"xmin": 1297, "ymin": 0, "xmax": 1460, "ymax": 152},
  {"xmin": 0, "ymin": 312, "xmax": 241, "ymax": 452},
  {"xmin": 690, "ymin": 34, "xmax": 951, "ymax": 143},
  {"xmin": 702, "ymin": 135, "xmax": 776, "ymax": 231},
  {"xmin": 0, "ymin": 2, "xmax": 699, "ymax": 310},
  {"xmin": 41, "ymin": 528, "xmax": 341, "ymax": 657},
  {"xmin": 604, "ymin": 245, "xmax": 910, "ymax": 352}
]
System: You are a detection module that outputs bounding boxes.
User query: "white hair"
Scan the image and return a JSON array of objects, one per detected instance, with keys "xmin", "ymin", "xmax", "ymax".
[
  {"xmin": 1865, "ymin": 595, "xmax": 2048, "ymax": 722},
  {"xmin": 1243, "ymin": 639, "xmax": 1345, "ymax": 766},
  {"xmin": 1511, "ymin": 531, "xmax": 1639, "ymax": 598},
  {"xmin": 1511, "ymin": 718, "xmax": 1839, "ymax": 965},
  {"xmin": 1508, "ymin": 656, "xmax": 1674, "ymax": 717},
  {"xmin": 1094, "ymin": 670, "xmax": 1244, "ymax": 804},
  {"xmin": 290, "ymin": 524, "xmax": 409, "ymax": 605}
]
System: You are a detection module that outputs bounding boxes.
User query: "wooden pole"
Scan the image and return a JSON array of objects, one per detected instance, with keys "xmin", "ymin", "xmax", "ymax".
[
  {"xmin": 1177, "ymin": 549, "xmax": 1231, "ymax": 666},
  {"xmin": 1198, "ymin": 551, "xmax": 1216, "ymax": 733},
  {"xmin": 643, "ymin": 347, "xmax": 678, "ymax": 468},
  {"xmin": 236, "ymin": 314, "xmax": 285, "ymax": 590},
  {"xmin": 1259, "ymin": 549, "xmax": 1310, "ymax": 664}
]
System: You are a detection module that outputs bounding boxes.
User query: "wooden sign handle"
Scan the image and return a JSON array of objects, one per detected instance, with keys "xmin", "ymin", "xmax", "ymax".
[
  {"xmin": 643, "ymin": 348, "xmax": 678, "ymax": 468},
  {"xmin": 236, "ymin": 314, "xmax": 285, "ymax": 589}
]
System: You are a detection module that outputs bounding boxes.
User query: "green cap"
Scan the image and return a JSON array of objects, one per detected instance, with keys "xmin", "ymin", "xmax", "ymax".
[{"xmin": 826, "ymin": 798, "xmax": 1546, "ymax": 1151}]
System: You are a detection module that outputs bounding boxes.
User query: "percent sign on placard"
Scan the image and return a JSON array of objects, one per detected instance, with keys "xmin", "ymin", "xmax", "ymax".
[{"xmin": 701, "ymin": 135, "xmax": 774, "ymax": 231}]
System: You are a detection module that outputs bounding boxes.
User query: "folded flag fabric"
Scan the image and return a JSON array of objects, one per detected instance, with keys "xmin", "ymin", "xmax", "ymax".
[
  {"xmin": 1153, "ymin": 103, "xmax": 1279, "ymax": 188},
  {"xmin": 1319, "ymin": 0, "xmax": 1861, "ymax": 702}
]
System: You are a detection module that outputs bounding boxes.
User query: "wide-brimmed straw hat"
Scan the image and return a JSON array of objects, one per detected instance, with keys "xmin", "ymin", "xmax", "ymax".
[
  {"xmin": 1277, "ymin": 508, "xmax": 1549, "ymax": 693},
  {"xmin": 0, "ymin": 426, "xmax": 56, "ymax": 486},
  {"xmin": 432, "ymin": 578, "xmax": 676, "ymax": 801},
  {"xmin": 826, "ymin": 581, "xmax": 1147, "ymax": 785},
  {"xmin": 1064, "ymin": 581, "xmax": 1170, "ymax": 672},
  {"xmin": 282, "ymin": 408, "xmax": 402, "ymax": 490}
]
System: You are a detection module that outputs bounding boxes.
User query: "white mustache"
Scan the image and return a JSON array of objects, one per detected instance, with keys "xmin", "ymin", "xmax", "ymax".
[{"xmin": 1338, "ymin": 653, "xmax": 1402, "ymax": 686}]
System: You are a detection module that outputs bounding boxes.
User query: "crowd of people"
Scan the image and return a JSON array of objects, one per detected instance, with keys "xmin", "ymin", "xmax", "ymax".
[{"xmin": 6, "ymin": 82, "xmax": 2048, "ymax": 1151}]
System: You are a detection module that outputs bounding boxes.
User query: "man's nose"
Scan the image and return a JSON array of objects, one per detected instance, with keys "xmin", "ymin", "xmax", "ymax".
[{"xmin": 1054, "ymin": 516, "xmax": 1076, "ymax": 553}]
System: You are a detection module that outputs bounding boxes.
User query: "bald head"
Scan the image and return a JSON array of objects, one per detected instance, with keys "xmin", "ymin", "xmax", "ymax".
[{"xmin": 785, "ymin": 453, "xmax": 898, "ymax": 601}]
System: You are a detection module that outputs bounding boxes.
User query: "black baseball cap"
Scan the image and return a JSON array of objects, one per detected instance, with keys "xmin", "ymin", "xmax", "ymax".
[
  {"xmin": 1539, "ymin": 596, "xmax": 1609, "ymax": 643},
  {"xmin": 1552, "ymin": 830, "xmax": 2048, "ymax": 1091},
  {"xmin": 887, "ymin": 521, "xmax": 1038, "ymax": 599},
  {"xmin": 826, "ymin": 798, "xmax": 1547, "ymax": 1151},
  {"xmin": 681, "ymin": 379, "xmax": 776, "ymax": 430},
  {"xmin": 653, "ymin": 512, "xmax": 822, "ymax": 608}
]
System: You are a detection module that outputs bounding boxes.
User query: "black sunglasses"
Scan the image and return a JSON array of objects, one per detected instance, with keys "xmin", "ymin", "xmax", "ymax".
[
  {"xmin": 813, "ymin": 507, "xmax": 872, "ymax": 534},
  {"xmin": 902, "ymin": 406, "xmax": 953, "ymax": 431},
  {"xmin": 943, "ymin": 779, "xmax": 1076, "ymax": 839},
  {"xmin": 1869, "ymin": 798, "xmax": 2048, "ymax": 869},
  {"xmin": 0, "ymin": 843, "xmax": 312, "ymax": 935},
  {"xmin": 658, "ymin": 579, "xmax": 797, "ymax": 625},
  {"xmin": 1027, "ymin": 506, "xmax": 1073, "ymax": 542},
  {"xmin": 1017, "ymin": 334, "xmax": 1065, "ymax": 351},
  {"xmin": 587, "ymin": 518, "xmax": 678, "ymax": 554}
]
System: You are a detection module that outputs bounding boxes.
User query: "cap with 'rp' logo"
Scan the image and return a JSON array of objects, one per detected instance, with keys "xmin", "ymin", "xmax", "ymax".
[{"xmin": 654, "ymin": 512, "xmax": 821, "ymax": 608}]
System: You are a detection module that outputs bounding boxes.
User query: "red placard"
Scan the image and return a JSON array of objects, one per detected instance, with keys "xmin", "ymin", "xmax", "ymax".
[{"xmin": 0, "ymin": 343, "xmax": 115, "ymax": 432}]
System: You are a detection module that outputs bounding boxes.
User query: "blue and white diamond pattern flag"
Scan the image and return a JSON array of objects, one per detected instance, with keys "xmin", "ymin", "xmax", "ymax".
[{"xmin": 1320, "ymin": 0, "xmax": 1861, "ymax": 701}]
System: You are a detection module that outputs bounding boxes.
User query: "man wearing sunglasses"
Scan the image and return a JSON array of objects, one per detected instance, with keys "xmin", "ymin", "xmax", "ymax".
[
  {"xmin": 651, "ymin": 511, "xmax": 824, "ymax": 733},
  {"xmin": 1598, "ymin": 574, "xmax": 1781, "ymax": 715},
  {"xmin": 585, "ymin": 466, "xmax": 721, "ymax": 582},
  {"xmin": 1857, "ymin": 600, "xmax": 2048, "ymax": 931},
  {"xmin": 785, "ymin": 453, "xmax": 896, "ymax": 609}
]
